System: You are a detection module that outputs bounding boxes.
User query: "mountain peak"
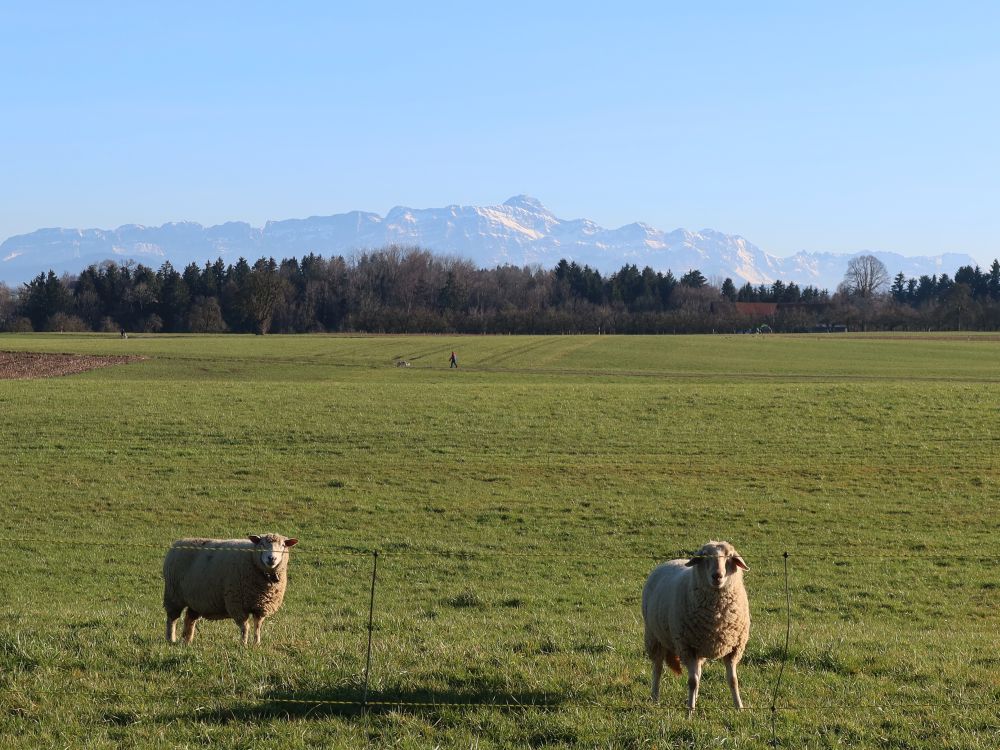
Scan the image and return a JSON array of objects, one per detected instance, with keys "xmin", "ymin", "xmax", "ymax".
[{"xmin": 502, "ymin": 195, "xmax": 549, "ymax": 213}]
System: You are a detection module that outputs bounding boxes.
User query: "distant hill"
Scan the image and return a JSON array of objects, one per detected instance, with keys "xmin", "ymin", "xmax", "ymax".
[{"xmin": 0, "ymin": 195, "xmax": 979, "ymax": 289}]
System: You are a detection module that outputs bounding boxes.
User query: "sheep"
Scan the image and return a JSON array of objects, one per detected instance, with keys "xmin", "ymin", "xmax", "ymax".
[
  {"xmin": 642, "ymin": 540, "xmax": 750, "ymax": 715},
  {"xmin": 163, "ymin": 533, "xmax": 298, "ymax": 645}
]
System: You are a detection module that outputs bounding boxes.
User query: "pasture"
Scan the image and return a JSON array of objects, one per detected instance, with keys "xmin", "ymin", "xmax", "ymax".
[{"xmin": 1, "ymin": 332, "xmax": 998, "ymax": 748}]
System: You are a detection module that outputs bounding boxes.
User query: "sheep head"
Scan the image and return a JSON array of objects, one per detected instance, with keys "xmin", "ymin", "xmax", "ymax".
[
  {"xmin": 247, "ymin": 534, "xmax": 299, "ymax": 579},
  {"xmin": 685, "ymin": 540, "xmax": 748, "ymax": 590}
]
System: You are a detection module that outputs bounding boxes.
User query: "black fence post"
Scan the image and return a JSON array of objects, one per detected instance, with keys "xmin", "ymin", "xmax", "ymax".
[
  {"xmin": 362, "ymin": 549, "xmax": 379, "ymax": 715},
  {"xmin": 770, "ymin": 551, "xmax": 791, "ymax": 746}
]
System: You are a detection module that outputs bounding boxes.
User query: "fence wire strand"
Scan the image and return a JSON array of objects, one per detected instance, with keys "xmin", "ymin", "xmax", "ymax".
[
  {"xmin": 7, "ymin": 688, "xmax": 999, "ymax": 714},
  {"xmin": 3, "ymin": 535, "xmax": 986, "ymax": 562}
]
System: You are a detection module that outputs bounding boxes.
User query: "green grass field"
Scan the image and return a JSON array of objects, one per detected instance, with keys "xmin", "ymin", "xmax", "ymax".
[{"xmin": 1, "ymin": 332, "xmax": 998, "ymax": 748}]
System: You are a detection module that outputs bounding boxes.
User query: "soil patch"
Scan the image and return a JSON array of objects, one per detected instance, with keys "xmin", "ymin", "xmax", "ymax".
[{"xmin": 0, "ymin": 351, "xmax": 143, "ymax": 380}]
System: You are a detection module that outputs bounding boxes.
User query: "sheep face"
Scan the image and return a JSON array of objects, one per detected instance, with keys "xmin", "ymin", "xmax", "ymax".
[
  {"xmin": 248, "ymin": 534, "xmax": 299, "ymax": 573},
  {"xmin": 685, "ymin": 541, "xmax": 748, "ymax": 590}
]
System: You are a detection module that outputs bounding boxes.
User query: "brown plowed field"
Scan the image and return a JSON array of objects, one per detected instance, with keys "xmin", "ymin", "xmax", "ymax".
[{"xmin": 0, "ymin": 351, "xmax": 142, "ymax": 380}]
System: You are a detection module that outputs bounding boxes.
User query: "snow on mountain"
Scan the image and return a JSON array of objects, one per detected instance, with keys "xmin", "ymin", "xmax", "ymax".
[{"xmin": 0, "ymin": 196, "xmax": 981, "ymax": 290}]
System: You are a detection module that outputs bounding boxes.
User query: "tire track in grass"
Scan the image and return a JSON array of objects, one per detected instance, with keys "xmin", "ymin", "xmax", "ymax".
[
  {"xmin": 531, "ymin": 336, "xmax": 600, "ymax": 368},
  {"xmin": 388, "ymin": 337, "xmax": 560, "ymax": 370},
  {"xmin": 477, "ymin": 338, "xmax": 560, "ymax": 368}
]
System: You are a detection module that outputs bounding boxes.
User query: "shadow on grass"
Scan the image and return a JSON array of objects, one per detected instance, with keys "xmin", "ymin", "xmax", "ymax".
[{"xmin": 185, "ymin": 684, "xmax": 564, "ymax": 723}]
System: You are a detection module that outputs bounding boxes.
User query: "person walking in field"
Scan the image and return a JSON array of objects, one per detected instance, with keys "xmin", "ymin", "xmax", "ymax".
[{"xmin": 449, "ymin": 351, "xmax": 458, "ymax": 368}]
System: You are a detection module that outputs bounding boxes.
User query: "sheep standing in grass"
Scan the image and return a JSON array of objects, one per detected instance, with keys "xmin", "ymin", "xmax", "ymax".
[
  {"xmin": 163, "ymin": 534, "xmax": 298, "ymax": 645},
  {"xmin": 642, "ymin": 540, "xmax": 750, "ymax": 715}
]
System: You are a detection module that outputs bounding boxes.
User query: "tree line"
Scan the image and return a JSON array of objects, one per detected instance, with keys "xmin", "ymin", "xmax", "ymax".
[{"xmin": 2, "ymin": 248, "xmax": 1000, "ymax": 334}]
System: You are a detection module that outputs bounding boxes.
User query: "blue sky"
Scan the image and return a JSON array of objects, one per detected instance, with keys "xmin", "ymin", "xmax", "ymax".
[{"xmin": 2, "ymin": 1, "xmax": 999, "ymax": 264}]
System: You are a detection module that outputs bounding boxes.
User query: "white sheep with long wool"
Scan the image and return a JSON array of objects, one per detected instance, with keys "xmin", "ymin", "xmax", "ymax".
[
  {"xmin": 163, "ymin": 533, "xmax": 298, "ymax": 645},
  {"xmin": 642, "ymin": 540, "xmax": 750, "ymax": 714}
]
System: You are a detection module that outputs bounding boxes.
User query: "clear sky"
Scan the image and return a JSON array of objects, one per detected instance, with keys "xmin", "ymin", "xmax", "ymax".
[{"xmin": 2, "ymin": 1, "xmax": 999, "ymax": 265}]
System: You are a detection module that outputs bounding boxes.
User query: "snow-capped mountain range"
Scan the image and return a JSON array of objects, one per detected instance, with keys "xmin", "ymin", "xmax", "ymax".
[{"xmin": 0, "ymin": 195, "xmax": 978, "ymax": 290}]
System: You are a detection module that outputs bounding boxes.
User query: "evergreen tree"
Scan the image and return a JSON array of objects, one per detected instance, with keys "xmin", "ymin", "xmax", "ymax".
[
  {"xmin": 915, "ymin": 275, "xmax": 937, "ymax": 305},
  {"xmin": 22, "ymin": 271, "xmax": 73, "ymax": 330},
  {"xmin": 890, "ymin": 272, "xmax": 909, "ymax": 303},
  {"xmin": 157, "ymin": 262, "xmax": 191, "ymax": 331},
  {"xmin": 656, "ymin": 270, "xmax": 677, "ymax": 308},
  {"xmin": 989, "ymin": 259, "xmax": 1000, "ymax": 300},
  {"xmin": 611, "ymin": 264, "xmax": 643, "ymax": 306},
  {"xmin": 679, "ymin": 269, "xmax": 707, "ymax": 288}
]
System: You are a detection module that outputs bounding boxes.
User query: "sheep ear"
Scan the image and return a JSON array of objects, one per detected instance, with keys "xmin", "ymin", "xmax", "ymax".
[
  {"xmin": 248, "ymin": 535, "xmax": 262, "ymax": 544},
  {"xmin": 685, "ymin": 556, "xmax": 701, "ymax": 567},
  {"xmin": 733, "ymin": 556, "xmax": 749, "ymax": 571},
  {"xmin": 284, "ymin": 538, "xmax": 298, "ymax": 548}
]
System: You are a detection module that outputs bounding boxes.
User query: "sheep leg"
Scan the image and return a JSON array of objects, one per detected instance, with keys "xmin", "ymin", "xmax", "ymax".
[
  {"xmin": 251, "ymin": 615, "xmax": 267, "ymax": 645},
  {"xmin": 724, "ymin": 653, "xmax": 744, "ymax": 709},
  {"xmin": 236, "ymin": 615, "xmax": 251, "ymax": 645},
  {"xmin": 165, "ymin": 608, "xmax": 182, "ymax": 643},
  {"xmin": 644, "ymin": 628, "xmax": 664, "ymax": 700},
  {"xmin": 684, "ymin": 655, "xmax": 704, "ymax": 718},
  {"xmin": 650, "ymin": 654, "xmax": 663, "ymax": 700},
  {"xmin": 181, "ymin": 610, "xmax": 201, "ymax": 644}
]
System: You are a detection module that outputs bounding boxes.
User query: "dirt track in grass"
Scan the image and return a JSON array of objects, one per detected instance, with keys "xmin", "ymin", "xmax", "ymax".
[{"xmin": 0, "ymin": 351, "xmax": 143, "ymax": 380}]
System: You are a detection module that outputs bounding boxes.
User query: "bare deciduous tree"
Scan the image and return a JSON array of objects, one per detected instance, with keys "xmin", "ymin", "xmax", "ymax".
[
  {"xmin": 0, "ymin": 283, "xmax": 16, "ymax": 330},
  {"xmin": 241, "ymin": 258, "xmax": 287, "ymax": 334},
  {"xmin": 843, "ymin": 255, "xmax": 890, "ymax": 297}
]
